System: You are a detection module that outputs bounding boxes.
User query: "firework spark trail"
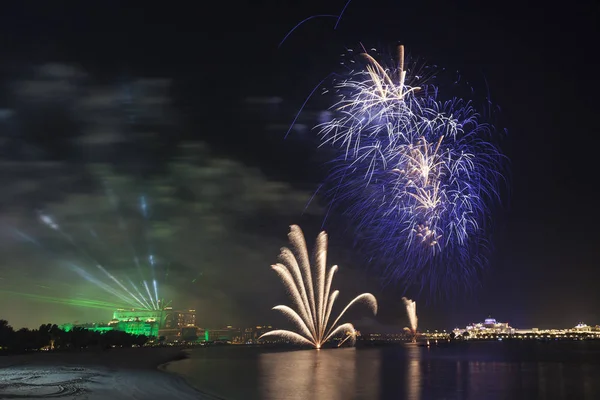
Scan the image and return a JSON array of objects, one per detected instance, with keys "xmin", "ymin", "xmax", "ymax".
[
  {"xmin": 278, "ymin": 0, "xmax": 354, "ymax": 47},
  {"xmin": 260, "ymin": 225, "xmax": 377, "ymax": 349},
  {"xmin": 334, "ymin": 0, "xmax": 353, "ymax": 29},
  {"xmin": 402, "ymin": 297, "xmax": 418, "ymax": 342},
  {"xmin": 284, "ymin": 73, "xmax": 341, "ymax": 139},
  {"xmin": 311, "ymin": 45, "xmax": 505, "ymax": 291},
  {"xmin": 278, "ymin": 15, "xmax": 338, "ymax": 48}
]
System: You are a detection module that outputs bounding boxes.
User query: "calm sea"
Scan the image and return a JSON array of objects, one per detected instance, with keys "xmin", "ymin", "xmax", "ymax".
[{"xmin": 165, "ymin": 341, "xmax": 600, "ymax": 400}]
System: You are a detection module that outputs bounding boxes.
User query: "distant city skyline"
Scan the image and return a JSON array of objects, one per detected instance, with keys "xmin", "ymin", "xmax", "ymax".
[
  {"xmin": 1, "ymin": 1, "xmax": 599, "ymax": 330},
  {"xmin": 11, "ymin": 304, "xmax": 595, "ymax": 335}
]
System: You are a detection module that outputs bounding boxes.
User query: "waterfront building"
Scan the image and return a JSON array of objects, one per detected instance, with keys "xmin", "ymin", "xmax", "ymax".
[
  {"xmin": 59, "ymin": 321, "xmax": 157, "ymax": 337},
  {"xmin": 60, "ymin": 305, "xmax": 197, "ymax": 340},
  {"xmin": 453, "ymin": 317, "xmax": 515, "ymax": 336},
  {"xmin": 203, "ymin": 326, "xmax": 243, "ymax": 343},
  {"xmin": 161, "ymin": 307, "xmax": 196, "ymax": 329},
  {"xmin": 453, "ymin": 318, "xmax": 600, "ymax": 340},
  {"xmin": 361, "ymin": 332, "xmax": 408, "ymax": 342},
  {"xmin": 59, "ymin": 322, "xmax": 114, "ymax": 333}
]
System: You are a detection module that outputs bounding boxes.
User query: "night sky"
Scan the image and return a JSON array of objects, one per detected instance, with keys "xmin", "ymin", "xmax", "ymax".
[{"xmin": 0, "ymin": 0, "xmax": 598, "ymax": 331}]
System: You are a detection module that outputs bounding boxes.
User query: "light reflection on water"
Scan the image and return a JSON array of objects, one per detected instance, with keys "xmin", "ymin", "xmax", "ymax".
[
  {"xmin": 165, "ymin": 342, "xmax": 600, "ymax": 400},
  {"xmin": 258, "ymin": 348, "xmax": 379, "ymax": 400},
  {"xmin": 405, "ymin": 345, "xmax": 421, "ymax": 400}
]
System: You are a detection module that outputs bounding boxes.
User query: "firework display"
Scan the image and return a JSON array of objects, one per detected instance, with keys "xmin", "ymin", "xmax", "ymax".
[
  {"xmin": 312, "ymin": 45, "xmax": 504, "ymax": 290},
  {"xmin": 260, "ymin": 225, "xmax": 377, "ymax": 349},
  {"xmin": 402, "ymin": 297, "xmax": 418, "ymax": 342}
]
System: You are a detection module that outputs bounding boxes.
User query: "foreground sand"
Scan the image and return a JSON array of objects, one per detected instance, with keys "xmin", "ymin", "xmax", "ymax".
[{"xmin": 0, "ymin": 347, "xmax": 215, "ymax": 399}]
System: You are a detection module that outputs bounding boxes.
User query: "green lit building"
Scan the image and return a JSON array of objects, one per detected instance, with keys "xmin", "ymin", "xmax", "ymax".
[
  {"xmin": 112, "ymin": 320, "xmax": 158, "ymax": 337},
  {"xmin": 58, "ymin": 320, "xmax": 157, "ymax": 337},
  {"xmin": 59, "ymin": 323, "xmax": 114, "ymax": 333},
  {"xmin": 109, "ymin": 308, "xmax": 165, "ymax": 337},
  {"xmin": 203, "ymin": 326, "xmax": 243, "ymax": 343},
  {"xmin": 112, "ymin": 309, "xmax": 164, "ymax": 324},
  {"xmin": 59, "ymin": 306, "xmax": 196, "ymax": 339}
]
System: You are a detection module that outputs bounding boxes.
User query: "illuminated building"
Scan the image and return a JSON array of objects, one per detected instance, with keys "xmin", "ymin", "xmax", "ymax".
[
  {"xmin": 361, "ymin": 332, "xmax": 407, "ymax": 342},
  {"xmin": 453, "ymin": 318, "xmax": 600, "ymax": 340},
  {"xmin": 453, "ymin": 317, "xmax": 515, "ymax": 336},
  {"xmin": 112, "ymin": 309, "xmax": 163, "ymax": 324},
  {"xmin": 60, "ymin": 305, "xmax": 196, "ymax": 340},
  {"xmin": 204, "ymin": 326, "xmax": 242, "ymax": 343},
  {"xmin": 59, "ymin": 320, "xmax": 158, "ymax": 338},
  {"xmin": 158, "ymin": 308, "xmax": 197, "ymax": 341},
  {"xmin": 253, "ymin": 325, "xmax": 273, "ymax": 341},
  {"xmin": 110, "ymin": 308, "xmax": 163, "ymax": 337},
  {"xmin": 239, "ymin": 325, "xmax": 274, "ymax": 344},
  {"xmin": 162, "ymin": 307, "xmax": 196, "ymax": 329},
  {"xmin": 573, "ymin": 323, "xmax": 592, "ymax": 332},
  {"xmin": 243, "ymin": 327, "xmax": 254, "ymax": 343},
  {"xmin": 59, "ymin": 323, "xmax": 114, "ymax": 334},
  {"xmin": 110, "ymin": 320, "xmax": 158, "ymax": 337},
  {"xmin": 181, "ymin": 326, "xmax": 199, "ymax": 341},
  {"xmin": 111, "ymin": 307, "xmax": 196, "ymax": 340}
]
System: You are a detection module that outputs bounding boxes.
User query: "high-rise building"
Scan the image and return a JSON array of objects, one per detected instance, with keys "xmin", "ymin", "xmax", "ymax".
[
  {"xmin": 239, "ymin": 325, "xmax": 274, "ymax": 344},
  {"xmin": 162, "ymin": 307, "xmax": 196, "ymax": 329},
  {"xmin": 158, "ymin": 307, "xmax": 197, "ymax": 341}
]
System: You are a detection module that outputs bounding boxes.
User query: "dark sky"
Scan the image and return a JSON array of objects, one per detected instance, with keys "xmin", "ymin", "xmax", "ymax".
[{"xmin": 0, "ymin": 0, "xmax": 598, "ymax": 331}]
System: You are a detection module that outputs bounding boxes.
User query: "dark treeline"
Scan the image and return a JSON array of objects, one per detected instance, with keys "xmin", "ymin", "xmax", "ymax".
[{"xmin": 0, "ymin": 319, "xmax": 149, "ymax": 354}]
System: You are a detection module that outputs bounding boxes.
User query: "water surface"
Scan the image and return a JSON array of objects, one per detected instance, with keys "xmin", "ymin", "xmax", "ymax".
[{"xmin": 166, "ymin": 342, "xmax": 600, "ymax": 399}]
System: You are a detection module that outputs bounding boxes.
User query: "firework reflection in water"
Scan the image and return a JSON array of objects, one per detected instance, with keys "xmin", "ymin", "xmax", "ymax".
[{"xmin": 259, "ymin": 348, "xmax": 381, "ymax": 400}]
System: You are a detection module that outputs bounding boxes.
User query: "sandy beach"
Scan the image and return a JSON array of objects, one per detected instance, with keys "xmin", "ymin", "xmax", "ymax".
[{"xmin": 0, "ymin": 347, "xmax": 215, "ymax": 399}]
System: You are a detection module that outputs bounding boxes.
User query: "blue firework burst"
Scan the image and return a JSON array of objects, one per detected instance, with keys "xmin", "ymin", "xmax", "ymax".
[{"xmin": 315, "ymin": 45, "xmax": 505, "ymax": 293}]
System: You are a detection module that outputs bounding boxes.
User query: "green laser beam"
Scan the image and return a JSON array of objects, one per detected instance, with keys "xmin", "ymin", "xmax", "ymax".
[{"xmin": 0, "ymin": 290, "xmax": 131, "ymax": 310}]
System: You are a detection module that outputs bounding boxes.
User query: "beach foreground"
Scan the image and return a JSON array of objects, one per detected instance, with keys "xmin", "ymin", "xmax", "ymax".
[{"xmin": 0, "ymin": 347, "xmax": 212, "ymax": 399}]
